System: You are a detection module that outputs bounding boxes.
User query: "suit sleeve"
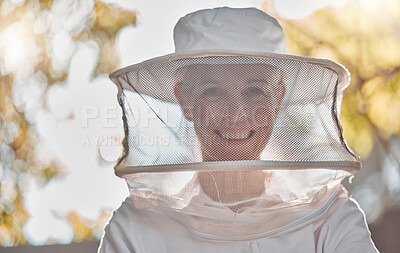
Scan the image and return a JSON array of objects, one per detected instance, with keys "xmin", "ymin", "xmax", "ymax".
[
  {"xmin": 98, "ymin": 197, "xmax": 137, "ymax": 253},
  {"xmin": 316, "ymin": 195, "xmax": 379, "ymax": 253}
]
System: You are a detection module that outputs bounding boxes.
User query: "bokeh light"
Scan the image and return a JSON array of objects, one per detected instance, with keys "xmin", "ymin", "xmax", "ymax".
[{"xmin": 0, "ymin": 0, "xmax": 399, "ymax": 251}]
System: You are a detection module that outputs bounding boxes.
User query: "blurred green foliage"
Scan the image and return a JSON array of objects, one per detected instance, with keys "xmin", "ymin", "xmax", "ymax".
[
  {"xmin": 0, "ymin": 0, "xmax": 135, "ymax": 246},
  {"xmin": 1, "ymin": 0, "xmax": 400, "ymax": 247},
  {"xmin": 276, "ymin": 0, "xmax": 400, "ymax": 158}
]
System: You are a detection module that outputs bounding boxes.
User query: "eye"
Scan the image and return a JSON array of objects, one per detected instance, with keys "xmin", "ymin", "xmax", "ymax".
[
  {"xmin": 244, "ymin": 87, "xmax": 265, "ymax": 97},
  {"xmin": 202, "ymin": 87, "xmax": 222, "ymax": 97}
]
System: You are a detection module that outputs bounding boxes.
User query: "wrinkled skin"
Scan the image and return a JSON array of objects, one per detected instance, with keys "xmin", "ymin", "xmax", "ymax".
[{"xmin": 174, "ymin": 63, "xmax": 285, "ymax": 211}]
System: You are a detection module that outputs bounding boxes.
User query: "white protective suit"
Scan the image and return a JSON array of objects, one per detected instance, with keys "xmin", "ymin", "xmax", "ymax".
[
  {"xmin": 98, "ymin": 7, "xmax": 379, "ymax": 253},
  {"xmin": 99, "ymin": 188, "xmax": 377, "ymax": 253}
]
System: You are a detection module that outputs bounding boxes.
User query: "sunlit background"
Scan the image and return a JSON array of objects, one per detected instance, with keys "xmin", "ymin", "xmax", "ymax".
[{"xmin": 0, "ymin": 0, "xmax": 399, "ymax": 252}]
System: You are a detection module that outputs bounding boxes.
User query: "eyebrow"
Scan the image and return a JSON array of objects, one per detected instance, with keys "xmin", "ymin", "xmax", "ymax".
[
  {"xmin": 195, "ymin": 78, "xmax": 279, "ymax": 90},
  {"xmin": 196, "ymin": 80, "xmax": 223, "ymax": 87},
  {"xmin": 198, "ymin": 78, "xmax": 269, "ymax": 85},
  {"xmin": 246, "ymin": 78, "xmax": 269, "ymax": 85}
]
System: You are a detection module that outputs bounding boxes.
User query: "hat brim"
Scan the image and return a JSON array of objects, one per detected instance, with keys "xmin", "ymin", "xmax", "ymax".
[{"xmin": 110, "ymin": 49, "xmax": 350, "ymax": 104}]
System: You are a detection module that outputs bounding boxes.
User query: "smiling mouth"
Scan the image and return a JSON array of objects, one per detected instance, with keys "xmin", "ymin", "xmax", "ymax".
[{"xmin": 214, "ymin": 130, "xmax": 255, "ymax": 141}]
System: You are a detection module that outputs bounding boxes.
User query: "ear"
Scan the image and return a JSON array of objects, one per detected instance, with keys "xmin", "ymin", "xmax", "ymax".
[{"xmin": 174, "ymin": 83, "xmax": 193, "ymax": 121}]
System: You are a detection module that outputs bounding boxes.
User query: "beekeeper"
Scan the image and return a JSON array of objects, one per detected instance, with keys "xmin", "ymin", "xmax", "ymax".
[{"xmin": 98, "ymin": 7, "xmax": 379, "ymax": 253}]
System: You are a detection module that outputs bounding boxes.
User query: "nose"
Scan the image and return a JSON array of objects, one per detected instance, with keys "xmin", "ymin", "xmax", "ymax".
[{"xmin": 225, "ymin": 99, "xmax": 249, "ymax": 127}]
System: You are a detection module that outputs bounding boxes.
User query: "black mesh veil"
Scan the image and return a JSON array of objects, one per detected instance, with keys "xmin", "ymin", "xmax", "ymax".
[
  {"xmin": 109, "ymin": 50, "xmax": 360, "ymax": 238},
  {"xmin": 112, "ymin": 51, "xmax": 359, "ymax": 172}
]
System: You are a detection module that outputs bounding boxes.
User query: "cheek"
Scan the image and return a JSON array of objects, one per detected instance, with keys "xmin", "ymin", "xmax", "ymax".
[
  {"xmin": 193, "ymin": 102, "xmax": 226, "ymax": 128},
  {"xmin": 249, "ymin": 106, "xmax": 276, "ymax": 127}
]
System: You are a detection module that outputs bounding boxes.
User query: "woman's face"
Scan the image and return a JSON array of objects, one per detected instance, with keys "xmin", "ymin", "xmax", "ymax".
[{"xmin": 175, "ymin": 64, "xmax": 284, "ymax": 162}]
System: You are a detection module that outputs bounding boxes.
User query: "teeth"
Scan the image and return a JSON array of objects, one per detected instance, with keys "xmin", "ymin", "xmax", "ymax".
[{"xmin": 218, "ymin": 131, "xmax": 252, "ymax": 140}]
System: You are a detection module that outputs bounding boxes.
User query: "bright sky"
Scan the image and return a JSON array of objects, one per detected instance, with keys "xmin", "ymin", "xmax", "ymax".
[{"xmin": 22, "ymin": 0, "xmax": 349, "ymax": 245}]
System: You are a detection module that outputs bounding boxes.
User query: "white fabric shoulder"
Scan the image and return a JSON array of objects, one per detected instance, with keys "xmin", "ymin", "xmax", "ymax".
[
  {"xmin": 97, "ymin": 198, "xmax": 137, "ymax": 253},
  {"xmin": 315, "ymin": 193, "xmax": 379, "ymax": 253}
]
